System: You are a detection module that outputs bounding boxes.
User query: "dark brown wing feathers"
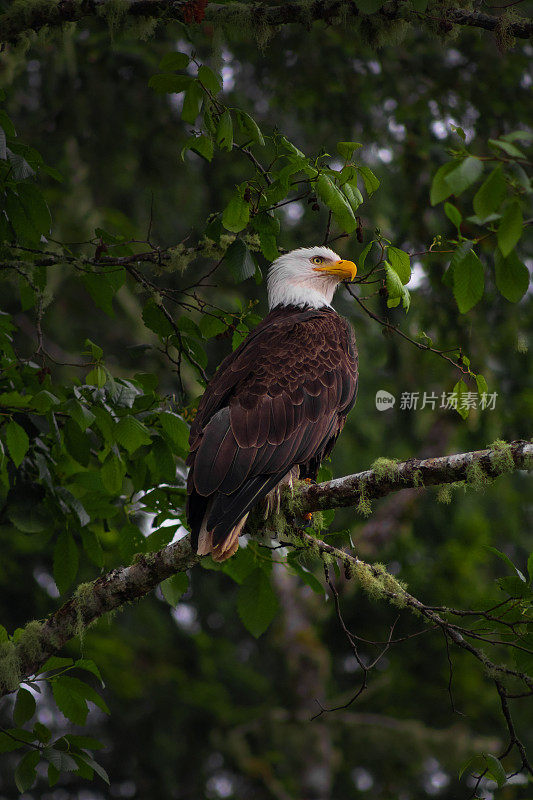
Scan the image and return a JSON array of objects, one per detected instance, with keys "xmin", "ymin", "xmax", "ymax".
[{"xmin": 186, "ymin": 305, "xmax": 358, "ymax": 551}]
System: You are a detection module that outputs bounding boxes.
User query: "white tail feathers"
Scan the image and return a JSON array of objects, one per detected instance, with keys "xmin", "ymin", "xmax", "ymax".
[
  {"xmin": 196, "ymin": 466, "xmax": 300, "ymax": 561},
  {"xmin": 197, "ymin": 512, "xmax": 249, "ymax": 562}
]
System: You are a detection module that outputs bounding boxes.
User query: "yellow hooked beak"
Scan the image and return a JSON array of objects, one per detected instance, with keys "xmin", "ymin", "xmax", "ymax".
[{"xmin": 313, "ymin": 259, "xmax": 357, "ymax": 281}]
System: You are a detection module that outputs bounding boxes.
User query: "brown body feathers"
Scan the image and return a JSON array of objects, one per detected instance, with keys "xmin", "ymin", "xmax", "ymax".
[{"xmin": 186, "ymin": 304, "xmax": 358, "ymax": 560}]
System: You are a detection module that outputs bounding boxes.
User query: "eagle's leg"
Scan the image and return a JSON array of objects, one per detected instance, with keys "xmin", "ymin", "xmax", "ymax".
[{"xmin": 262, "ymin": 465, "xmax": 300, "ymax": 519}]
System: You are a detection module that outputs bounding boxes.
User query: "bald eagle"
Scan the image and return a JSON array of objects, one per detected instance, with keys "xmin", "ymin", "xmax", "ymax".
[{"xmin": 186, "ymin": 246, "xmax": 358, "ymax": 561}]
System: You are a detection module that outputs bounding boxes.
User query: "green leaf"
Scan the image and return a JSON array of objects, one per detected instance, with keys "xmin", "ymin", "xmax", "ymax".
[
  {"xmin": 444, "ymin": 156, "xmax": 483, "ymax": 197},
  {"xmin": 357, "ymin": 165, "xmax": 380, "ymax": 195},
  {"xmin": 181, "ymin": 334, "xmax": 208, "ymax": 369},
  {"xmin": 197, "ymin": 65, "xmax": 222, "ymax": 94},
  {"xmin": 316, "ymin": 174, "xmax": 356, "ymax": 232},
  {"xmin": 453, "ymin": 249, "xmax": 484, "ymax": 313},
  {"xmin": 181, "ymin": 82, "xmax": 204, "ymax": 124},
  {"xmin": 84, "ymin": 337, "xmax": 103, "ymax": 360},
  {"xmin": 115, "ymin": 416, "xmax": 152, "ymax": 454},
  {"xmin": 5, "ymin": 188, "xmax": 39, "ymax": 246},
  {"xmin": 258, "ymin": 231, "xmax": 278, "ymax": 261},
  {"xmin": 289, "ymin": 561, "xmax": 324, "ymax": 594},
  {"xmin": 86, "ymin": 365, "xmax": 107, "ymax": 388},
  {"xmin": 53, "ymin": 531, "xmax": 79, "ymax": 594},
  {"xmin": 358, "ymin": 240, "xmax": 374, "ymax": 271},
  {"xmin": 224, "ymin": 239, "xmax": 255, "ymax": 281},
  {"xmin": 473, "ymin": 166, "xmax": 506, "ymax": 219},
  {"xmin": 387, "ymin": 246, "xmax": 411, "ymax": 284},
  {"xmin": 176, "ymin": 315, "xmax": 201, "ymax": 339},
  {"xmin": 485, "ymin": 545, "xmax": 526, "ymax": 581},
  {"xmin": 484, "ymin": 754, "xmax": 506, "ymax": 788},
  {"xmin": 148, "ymin": 74, "xmax": 192, "ymax": 94},
  {"xmin": 118, "ymin": 523, "xmax": 146, "ymax": 563},
  {"xmin": 40, "ymin": 656, "xmax": 74, "ymax": 672},
  {"xmin": 101, "ymin": 454, "xmax": 125, "ymax": 494},
  {"xmin": 42, "ymin": 747, "xmax": 78, "ymax": 772},
  {"xmin": 343, "ymin": 182, "xmax": 363, "ymax": 214},
  {"xmin": 222, "ymin": 191, "xmax": 250, "ymax": 233},
  {"xmin": 7, "ymin": 487, "xmax": 50, "ymax": 533},
  {"xmin": 252, "ymin": 212, "xmax": 280, "ymax": 260},
  {"xmin": 14, "ymin": 750, "xmax": 40, "ymax": 793},
  {"xmin": 159, "ymin": 52, "xmax": 190, "ymax": 71},
  {"xmin": 475, "ymin": 373, "xmax": 488, "ymax": 397},
  {"xmin": 528, "ymin": 551, "xmax": 533, "ymax": 583},
  {"xmin": 385, "ymin": 264, "xmax": 404, "ymax": 302},
  {"xmin": 199, "ymin": 314, "xmax": 227, "ymax": 339},
  {"xmin": 161, "ymin": 573, "xmax": 189, "ymax": 606},
  {"xmin": 452, "ymin": 379, "xmax": 469, "ymax": 420},
  {"xmin": 14, "ymin": 688, "xmax": 36, "ymax": 725},
  {"xmin": 52, "ymin": 678, "xmax": 88, "ymax": 725},
  {"xmin": 0, "ymin": 730, "xmax": 28, "ymax": 753},
  {"xmin": 83, "ymin": 273, "xmax": 116, "ymax": 317},
  {"xmin": 80, "ymin": 528, "xmax": 104, "ymax": 568},
  {"xmin": 237, "ymin": 568, "xmax": 279, "ymax": 638},
  {"xmin": 489, "ymin": 138, "xmax": 526, "ymax": 159},
  {"xmin": 146, "ymin": 437, "xmax": 176, "ymax": 483},
  {"xmin": 66, "ymin": 399, "xmax": 95, "ymax": 432},
  {"xmin": 336, "ymin": 141, "xmax": 363, "ymax": 160},
  {"xmin": 0, "ymin": 109, "xmax": 16, "ymax": 137},
  {"xmin": 497, "ymin": 201, "xmax": 523, "ymax": 257},
  {"xmin": 75, "ymin": 753, "xmax": 110, "ymax": 784},
  {"xmin": 142, "ymin": 298, "xmax": 174, "ymax": 337},
  {"xmin": 19, "ymin": 278, "xmax": 35, "ymax": 310},
  {"xmin": 74, "ymin": 658, "xmax": 104, "ymax": 686},
  {"xmin": 32, "ymin": 390, "xmax": 60, "ymax": 413},
  {"xmin": 443, "ymin": 240, "xmax": 473, "ymax": 287},
  {"xmin": 4, "ymin": 420, "xmax": 29, "ymax": 467},
  {"xmin": 215, "ymin": 110, "xmax": 233, "ymax": 152},
  {"xmin": 159, "ymin": 412, "xmax": 189, "ymax": 452},
  {"xmin": 498, "ymin": 575, "xmax": 532, "ymax": 598},
  {"xmin": 501, "ymin": 129, "xmax": 533, "ymax": 143},
  {"xmin": 56, "ymin": 675, "xmax": 108, "ymax": 714},
  {"xmin": 33, "ymin": 722, "xmax": 51, "ymax": 743},
  {"xmin": 513, "ymin": 633, "xmax": 533, "ymax": 677},
  {"xmin": 235, "ymin": 110, "xmax": 265, "ymax": 146},
  {"xmin": 444, "ymin": 202, "xmax": 462, "ymax": 231},
  {"xmin": 494, "ymin": 249, "xmax": 529, "ymax": 303},
  {"xmin": 17, "ymin": 183, "xmax": 51, "ymax": 235},
  {"xmin": 430, "ymin": 161, "xmax": 456, "ymax": 205},
  {"xmin": 64, "ymin": 419, "xmax": 90, "ymax": 466},
  {"xmin": 57, "ymin": 487, "xmax": 90, "ymax": 528},
  {"xmin": 181, "ymin": 134, "xmax": 214, "ymax": 162}
]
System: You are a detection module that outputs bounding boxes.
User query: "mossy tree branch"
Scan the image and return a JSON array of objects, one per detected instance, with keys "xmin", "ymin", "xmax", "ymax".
[
  {"xmin": 0, "ymin": 0, "xmax": 531, "ymax": 47},
  {"xmin": 1, "ymin": 438, "xmax": 531, "ymax": 698}
]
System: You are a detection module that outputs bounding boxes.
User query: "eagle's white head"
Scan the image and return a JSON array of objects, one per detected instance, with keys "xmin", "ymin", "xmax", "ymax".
[{"xmin": 267, "ymin": 246, "xmax": 357, "ymax": 310}]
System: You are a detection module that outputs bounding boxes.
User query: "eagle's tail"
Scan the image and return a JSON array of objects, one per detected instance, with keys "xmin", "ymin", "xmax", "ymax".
[
  {"xmin": 191, "ymin": 466, "xmax": 300, "ymax": 562},
  {"xmin": 196, "ymin": 503, "xmax": 249, "ymax": 562}
]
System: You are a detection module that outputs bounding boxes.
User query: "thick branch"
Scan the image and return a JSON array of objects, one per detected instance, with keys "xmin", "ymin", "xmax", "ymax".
[
  {"xmin": 0, "ymin": 0, "xmax": 531, "ymax": 47},
  {"xmin": 297, "ymin": 439, "xmax": 533, "ymax": 513},
  {"xmin": 1, "ymin": 439, "xmax": 531, "ymax": 697}
]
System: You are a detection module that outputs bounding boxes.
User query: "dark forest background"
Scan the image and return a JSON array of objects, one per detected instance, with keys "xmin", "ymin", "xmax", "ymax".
[{"xmin": 0, "ymin": 3, "xmax": 532, "ymax": 799}]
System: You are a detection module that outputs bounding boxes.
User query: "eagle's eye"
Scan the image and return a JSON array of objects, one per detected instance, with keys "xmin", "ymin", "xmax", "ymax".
[{"xmin": 311, "ymin": 256, "xmax": 325, "ymax": 265}]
